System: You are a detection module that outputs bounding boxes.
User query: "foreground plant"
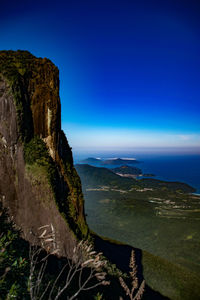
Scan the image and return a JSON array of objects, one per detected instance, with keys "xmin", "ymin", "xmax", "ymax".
[
  {"xmin": 119, "ymin": 250, "xmax": 145, "ymax": 300},
  {"xmin": 29, "ymin": 224, "xmax": 110, "ymax": 300}
]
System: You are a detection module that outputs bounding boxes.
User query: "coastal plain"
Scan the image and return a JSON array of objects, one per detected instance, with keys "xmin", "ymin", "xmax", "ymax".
[{"xmin": 76, "ymin": 162, "xmax": 200, "ymax": 300}]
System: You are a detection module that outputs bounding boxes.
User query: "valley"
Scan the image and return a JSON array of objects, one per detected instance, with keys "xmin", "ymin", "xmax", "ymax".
[{"xmin": 76, "ymin": 162, "xmax": 200, "ymax": 300}]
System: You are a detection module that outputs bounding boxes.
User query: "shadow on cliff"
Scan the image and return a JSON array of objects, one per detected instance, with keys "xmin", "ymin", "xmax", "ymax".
[{"xmin": 93, "ymin": 234, "xmax": 170, "ymax": 300}]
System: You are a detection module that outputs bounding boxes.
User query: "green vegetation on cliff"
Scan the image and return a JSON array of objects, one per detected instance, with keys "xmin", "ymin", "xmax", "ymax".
[
  {"xmin": 24, "ymin": 136, "xmax": 88, "ymax": 239},
  {"xmin": 0, "ymin": 202, "xmax": 30, "ymax": 299}
]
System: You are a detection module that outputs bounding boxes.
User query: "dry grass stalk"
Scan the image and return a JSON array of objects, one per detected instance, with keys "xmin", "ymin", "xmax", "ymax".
[
  {"xmin": 119, "ymin": 250, "xmax": 145, "ymax": 300},
  {"xmin": 29, "ymin": 224, "xmax": 110, "ymax": 300}
]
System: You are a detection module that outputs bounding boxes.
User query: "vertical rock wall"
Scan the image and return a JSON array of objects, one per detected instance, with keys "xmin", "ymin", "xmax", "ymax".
[{"xmin": 0, "ymin": 50, "xmax": 88, "ymax": 256}]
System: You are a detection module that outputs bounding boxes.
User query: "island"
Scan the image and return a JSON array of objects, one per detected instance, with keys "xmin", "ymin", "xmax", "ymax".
[
  {"xmin": 111, "ymin": 165, "xmax": 142, "ymax": 178},
  {"xmin": 80, "ymin": 157, "xmax": 102, "ymax": 165},
  {"xmin": 79, "ymin": 157, "xmax": 140, "ymax": 166}
]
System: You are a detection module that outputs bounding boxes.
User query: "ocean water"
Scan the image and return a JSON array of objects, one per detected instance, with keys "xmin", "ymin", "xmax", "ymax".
[
  {"xmin": 135, "ymin": 154, "xmax": 200, "ymax": 193},
  {"xmin": 74, "ymin": 152, "xmax": 200, "ymax": 193}
]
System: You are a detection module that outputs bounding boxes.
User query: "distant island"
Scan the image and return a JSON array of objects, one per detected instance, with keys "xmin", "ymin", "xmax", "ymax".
[
  {"xmin": 80, "ymin": 157, "xmax": 140, "ymax": 166},
  {"xmin": 79, "ymin": 159, "xmax": 155, "ymax": 179},
  {"xmin": 80, "ymin": 157, "xmax": 102, "ymax": 164},
  {"xmin": 111, "ymin": 165, "xmax": 142, "ymax": 178},
  {"xmin": 102, "ymin": 158, "xmax": 140, "ymax": 165}
]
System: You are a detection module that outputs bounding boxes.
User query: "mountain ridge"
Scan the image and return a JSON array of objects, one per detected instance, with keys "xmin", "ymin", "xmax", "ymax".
[{"xmin": 80, "ymin": 157, "xmax": 140, "ymax": 166}]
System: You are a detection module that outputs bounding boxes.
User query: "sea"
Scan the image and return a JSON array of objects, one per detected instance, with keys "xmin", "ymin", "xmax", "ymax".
[{"xmin": 74, "ymin": 151, "xmax": 200, "ymax": 193}]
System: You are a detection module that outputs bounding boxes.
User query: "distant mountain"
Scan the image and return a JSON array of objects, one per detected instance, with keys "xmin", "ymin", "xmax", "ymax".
[
  {"xmin": 111, "ymin": 165, "xmax": 142, "ymax": 175},
  {"xmin": 101, "ymin": 158, "xmax": 140, "ymax": 165},
  {"xmin": 80, "ymin": 157, "xmax": 102, "ymax": 164},
  {"xmin": 76, "ymin": 164, "xmax": 195, "ymax": 193},
  {"xmin": 79, "ymin": 157, "xmax": 140, "ymax": 166},
  {"xmin": 75, "ymin": 164, "xmax": 137, "ymax": 188}
]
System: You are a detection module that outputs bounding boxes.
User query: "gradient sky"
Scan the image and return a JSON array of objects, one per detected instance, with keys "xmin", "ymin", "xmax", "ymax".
[{"xmin": 1, "ymin": 0, "xmax": 200, "ymax": 152}]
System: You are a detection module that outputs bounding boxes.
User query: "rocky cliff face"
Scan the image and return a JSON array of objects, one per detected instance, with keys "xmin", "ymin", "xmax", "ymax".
[{"xmin": 0, "ymin": 50, "xmax": 88, "ymax": 256}]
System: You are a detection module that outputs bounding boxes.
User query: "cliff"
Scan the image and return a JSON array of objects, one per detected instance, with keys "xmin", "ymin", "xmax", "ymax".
[
  {"xmin": 1, "ymin": 51, "xmax": 193, "ymax": 300},
  {"xmin": 0, "ymin": 50, "xmax": 88, "ymax": 256}
]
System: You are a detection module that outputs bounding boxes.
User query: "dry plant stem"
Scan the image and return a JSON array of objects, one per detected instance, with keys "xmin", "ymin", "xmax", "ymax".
[
  {"xmin": 69, "ymin": 268, "xmax": 105, "ymax": 300},
  {"xmin": 119, "ymin": 250, "xmax": 145, "ymax": 300},
  {"xmin": 29, "ymin": 246, "xmax": 51, "ymax": 300},
  {"xmin": 29, "ymin": 226, "xmax": 109, "ymax": 300},
  {"xmin": 29, "ymin": 226, "xmax": 56, "ymax": 300},
  {"xmin": 54, "ymin": 263, "xmax": 81, "ymax": 300},
  {"xmin": 39, "ymin": 281, "xmax": 51, "ymax": 300},
  {"xmin": 48, "ymin": 263, "xmax": 68, "ymax": 299}
]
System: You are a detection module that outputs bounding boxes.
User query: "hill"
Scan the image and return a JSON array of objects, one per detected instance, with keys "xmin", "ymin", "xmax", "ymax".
[
  {"xmin": 75, "ymin": 164, "xmax": 138, "ymax": 189},
  {"xmin": 102, "ymin": 158, "xmax": 140, "ymax": 165},
  {"xmin": 76, "ymin": 164, "xmax": 195, "ymax": 193},
  {"xmin": 80, "ymin": 157, "xmax": 102, "ymax": 164},
  {"xmin": 111, "ymin": 165, "xmax": 142, "ymax": 176},
  {"xmin": 79, "ymin": 157, "xmax": 140, "ymax": 166}
]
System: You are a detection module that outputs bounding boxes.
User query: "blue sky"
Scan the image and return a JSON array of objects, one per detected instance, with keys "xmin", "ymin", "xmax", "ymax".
[{"xmin": 1, "ymin": 0, "xmax": 200, "ymax": 153}]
